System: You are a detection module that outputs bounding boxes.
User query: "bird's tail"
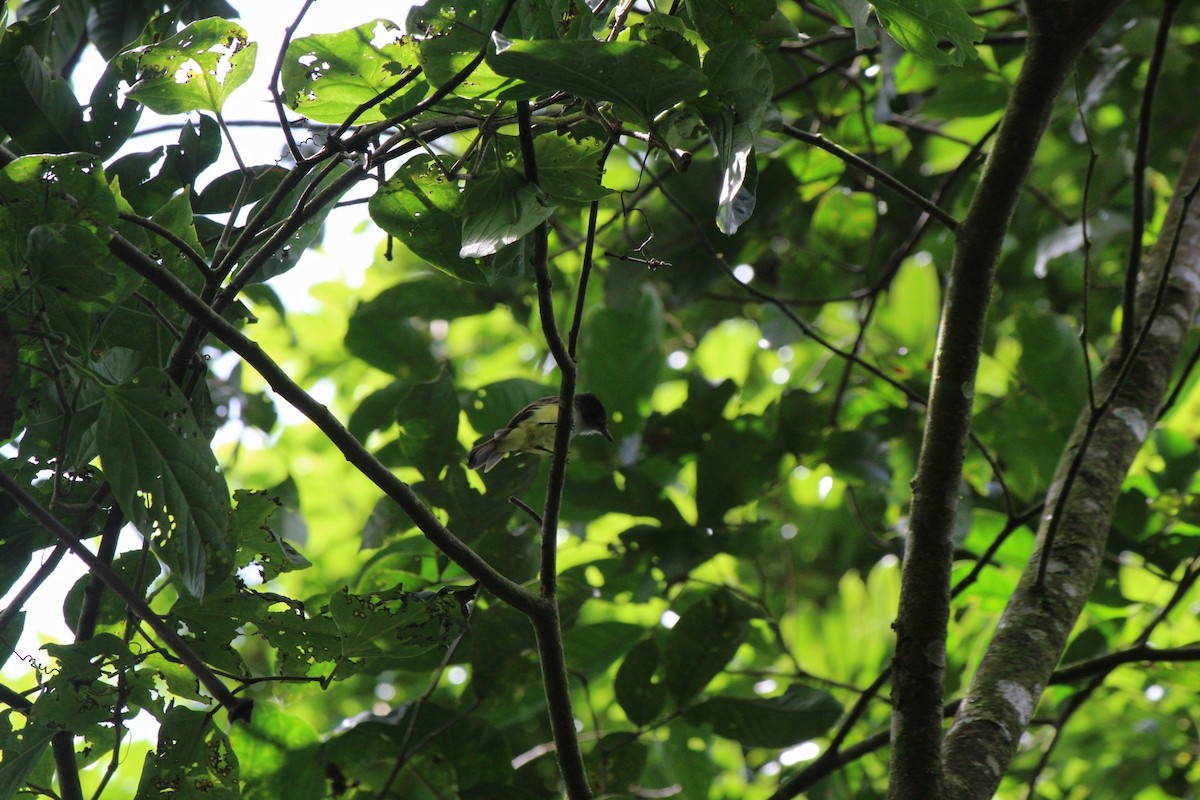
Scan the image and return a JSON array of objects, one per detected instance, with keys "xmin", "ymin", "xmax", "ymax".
[{"xmin": 467, "ymin": 438, "xmax": 506, "ymax": 472}]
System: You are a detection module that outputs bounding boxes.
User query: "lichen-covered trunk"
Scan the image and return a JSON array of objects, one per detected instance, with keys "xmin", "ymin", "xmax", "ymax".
[{"xmin": 941, "ymin": 129, "xmax": 1200, "ymax": 800}]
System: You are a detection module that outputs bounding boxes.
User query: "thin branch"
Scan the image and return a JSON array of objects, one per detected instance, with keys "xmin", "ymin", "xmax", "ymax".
[
  {"xmin": 117, "ymin": 212, "xmax": 211, "ymax": 277},
  {"xmin": 783, "ymin": 125, "xmax": 958, "ymax": 231},
  {"xmin": 0, "ymin": 471, "xmax": 252, "ymax": 722},
  {"xmin": 106, "ymin": 232, "xmax": 538, "ymax": 619},
  {"xmin": 1119, "ymin": 0, "xmax": 1183, "ymax": 356},
  {"xmin": 269, "ymin": 0, "xmax": 316, "ymax": 163},
  {"xmin": 515, "ymin": 98, "xmax": 594, "ymax": 800}
]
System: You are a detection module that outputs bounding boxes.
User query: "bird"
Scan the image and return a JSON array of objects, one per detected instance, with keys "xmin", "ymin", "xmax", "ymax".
[{"xmin": 467, "ymin": 392, "xmax": 614, "ymax": 472}]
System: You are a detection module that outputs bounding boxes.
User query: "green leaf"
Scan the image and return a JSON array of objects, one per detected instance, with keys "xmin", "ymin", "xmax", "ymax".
[
  {"xmin": 663, "ymin": 590, "xmax": 756, "ymax": 701},
  {"xmin": 873, "ymin": 256, "xmax": 941, "ymax": 356},
  {"xmin": 347, "ymin": 278, "xmax": 498, "ymax": 329},
  {"xmin": 395, "ymin": 370, "xmax": 462, "ymax": 476},
  {"xmin": 561, "ymin": 622, "xmax": 645, "ymax": 678},
  {"xmin": 704, "ymin": 40, "xmax": 773, "ymax": 127},
  {"xmin": 25, "ymin": 223, "xmax": 118, "ymax": 310},
  {"xmin": 63, "ymin": 552, "xmax": 156, "ymax": 635},
  {"xmin": 119, "ymin": 18, "xmax": 257, "ymax": 115},
  {"xmin": 344, "ymin": 299, "xmax": 440, "ymax": 380},
  {"xmin": 685, "ymin": 0, "xmax": 775, "ymax": 46},
  {"xmin": 489, "ymin": 36, "xmax": 708, "ymax": 125},
  {"xmin": 193, "ymin": 165, "xmax": 289, "ymax": 215},
  {"xmin": 683, "ymin": 685, "xmax": 842, "ymax": 747},
  {"xmin": 615, "ymin": 638, "xmax": 666, "ymax": 725},
  {"xmin": 230, "ymin": 489, "xmax": 310, "ymax": 583},
  {"xmin": 710, "ymin": 113, "xmax": 758, "ymax": 236},
  {"xmin": 282, "ymin": 19, "xmax": 426, "ymax": 124},
  {"xmin": 0, "ymin": 153, "xmax": 117, "ymax": 240},
  {"xmin": 1014, "ymin": 308, "xmax": 1089, "ymax": 426},
  {"xmin": 0, "ymin": 45, "xmax": 90, "ymax": 153},
  {"xmin": 87, "ymin": 57, "xmax": 144, "ymax": 159},
  {"xmin": 811, "ymin": 189, "xmax": 878, "ymax": 247},
  {"xmin": 419, "ymin": 28, "xmax": 520, "ymax": 101},
  {"xmin": 830, "ymin": 0, "xmax": 877, "ymax": 49},
  {"xmin": 0, "ymin": 719, "xmax": 54, "ymax": 800},
  {"xmin": 578, "ymin": 285, "xmax": 664, "ymax": 430},
  {"xmin": 369, "ymin": 155, "xmax": 491, "ymax": 284},
  {"xmin": 696, "ymin": 419, "xmax": 782, "ymax": 524},
  {"xmin": 460, "ymin": 166, "xmax": 556, "ymax": 259},
  {"xmin": 871, "ymin": 0, "xmax": 981, "ymax": 66},
  {"xmin": 96, "ymin": 367, "xmax": 233, "ymax": 598},
  {"xmin": 135, "ymin": 707, "xmax": 240, "ymax": 800},
  {"xmin": 532, "ymin": 134, "xmax": 612, "ymax": 202},
  {"xmin": 329, "ymin": 585, "xmax": 472, "ymax": 662}
]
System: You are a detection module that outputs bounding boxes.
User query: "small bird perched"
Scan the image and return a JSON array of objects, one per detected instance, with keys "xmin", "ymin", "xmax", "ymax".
[{"xmin": 467, "ymin": 392, "xmax": 614, "ymax": 472}]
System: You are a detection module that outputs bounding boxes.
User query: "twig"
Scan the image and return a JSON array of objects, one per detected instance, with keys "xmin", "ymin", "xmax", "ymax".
[
  {"xmin": 1119, "ymin": 0, "xmax": 1183, "ymax": 357},
  {"xmin": 783, "ymin": 125, "xmax": 958, "ymax": 231}
]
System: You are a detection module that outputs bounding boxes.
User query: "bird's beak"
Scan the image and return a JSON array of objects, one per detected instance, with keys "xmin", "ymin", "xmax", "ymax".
[{"xmin": 600, "ymin": 425, "xmax": 614, "ymax": 442}]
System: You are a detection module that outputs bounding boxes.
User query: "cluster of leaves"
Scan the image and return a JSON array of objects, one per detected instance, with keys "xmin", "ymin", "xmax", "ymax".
[{"xmin": 0, "ymin": 0, "xmax": 1199, "ymax": 798}]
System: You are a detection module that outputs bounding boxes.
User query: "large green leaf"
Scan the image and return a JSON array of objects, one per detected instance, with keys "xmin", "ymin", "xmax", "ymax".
[
  {"xmin": 394, "ymin": 370, "xmax": 462, "ymax": 476},
  {"xmin": 344, "ymin": 299, "xmax": 440, "ymax": 380},
  {"xmin": 872, "ymin": 0, "xmax": 981, "ymax": 66},
  {"xmin": 615, "ymin": 638, "xmax": 666, "ymax": 725},
  {"xmin": 683, "ymin": 685, "xmax": 843, "ymax": 747},
  {"xmin": 578, "ymin": 285, "xmax": 664, "ymax": 429},
  {"xmin": 119, "ymin": 18, "xmax": 257, "ymax": 115},
  {"xmin": 97, "ymin": 367, "xmax": 233, "ymax": 598},
  {"xmin": 282, "ymin": 19, "xmax": 426, "ymax": 124},
  {"xmin": 418, "ymin": 28, "xmax": 520, "ymax": 101},
  {"xmin": 0, "ymin": 45, "xmax": 90, "ymax": 154},
  {"xmin": 489, "ymin": 36, "xmax": 708, "ymax": 124},
  {"xmin": 25, "ymin": 223, "xmax": 119, "ymax": 310},
  {"xmin": 685, "ymin": 0, "xmax": 776, "ymax": 46},
  {"xmin": 136, "ymin": 707, "xmax": 240, "ymax": 799},
  {"xmin": 532, "ymin": 134, "xmax": 612, "ymax": 202},
  {"xmin": 0, "ymin": 153, "xmax": 117, "ymax": 243},
  {"xmin": 368, "ymin": 155, "xmax": 490, "ymax": 284},
  {"xmin": 329, "ymin": 585, "xmax": 472, "ymax": 662},
  {"xmin": 663, "ymin": 590, "xmax": 756, "ymax": 701},
  {"xmin": 0, "ymin": 719, "xmax": 54, "ymax": 800},
  {"xmin": 460, "ymin": 166, "xmax": 556, "ymax": 258}
]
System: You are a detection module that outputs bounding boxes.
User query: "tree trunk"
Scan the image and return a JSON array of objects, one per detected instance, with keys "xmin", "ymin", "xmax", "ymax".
[{"xmin": 941, "ymin": 128, "xmax": 1200, "ymax": 800}]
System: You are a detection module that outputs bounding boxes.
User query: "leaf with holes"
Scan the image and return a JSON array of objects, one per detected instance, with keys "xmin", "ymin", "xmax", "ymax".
[
  {"xmin": 459, "ymin": 166, "xmax": 555, "ymax": 259},
  {"xmin": 118, "ymin": 18, "xmax": 257, "ymax": 114},
  {"xmin": 282, "ymin": 19, "xmax": 425, "ymax": 124},
  {"xmin": 97, "ymin": 367, "xmax": 232, "ymax": 598}
]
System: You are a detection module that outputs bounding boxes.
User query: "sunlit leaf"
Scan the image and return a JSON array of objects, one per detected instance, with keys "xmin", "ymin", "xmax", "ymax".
[
  {"xmin": 282, "ymin": 19, "xmax": 425, "ymax": 124},
  {"xmin": 119, "ymin": 18, "xmax": 257, "ymax": 114},
  {"xmin": 368, "ymin": 155, "xmax": 491, "ymax": 284},
  {"xmin": 460, "ymin": 166, "xmax": 556, "ymax": 258},
  {"xmin": 871, "ymin": 0, "xmax": 981, "ymax": 66}
]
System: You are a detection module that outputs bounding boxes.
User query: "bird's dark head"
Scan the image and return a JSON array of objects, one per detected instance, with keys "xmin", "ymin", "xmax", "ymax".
[{"xmin": 574, "ymin": 393, "xmax": 614, "ymax": 441}]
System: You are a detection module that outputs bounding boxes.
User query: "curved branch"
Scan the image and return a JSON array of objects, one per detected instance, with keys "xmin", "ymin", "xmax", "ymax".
[
  {"xmin": 105, "ymin": 232, "xmax": 540, "ymax": 619},
  {"xmin": 782, "ymin": 125, "xmax": 958, "ymax": 231}
]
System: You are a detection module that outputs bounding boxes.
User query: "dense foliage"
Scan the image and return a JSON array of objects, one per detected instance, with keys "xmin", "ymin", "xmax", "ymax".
[{"xmin": 1, "ymin": 0, "xmax": 1199, "ymax": 798}]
